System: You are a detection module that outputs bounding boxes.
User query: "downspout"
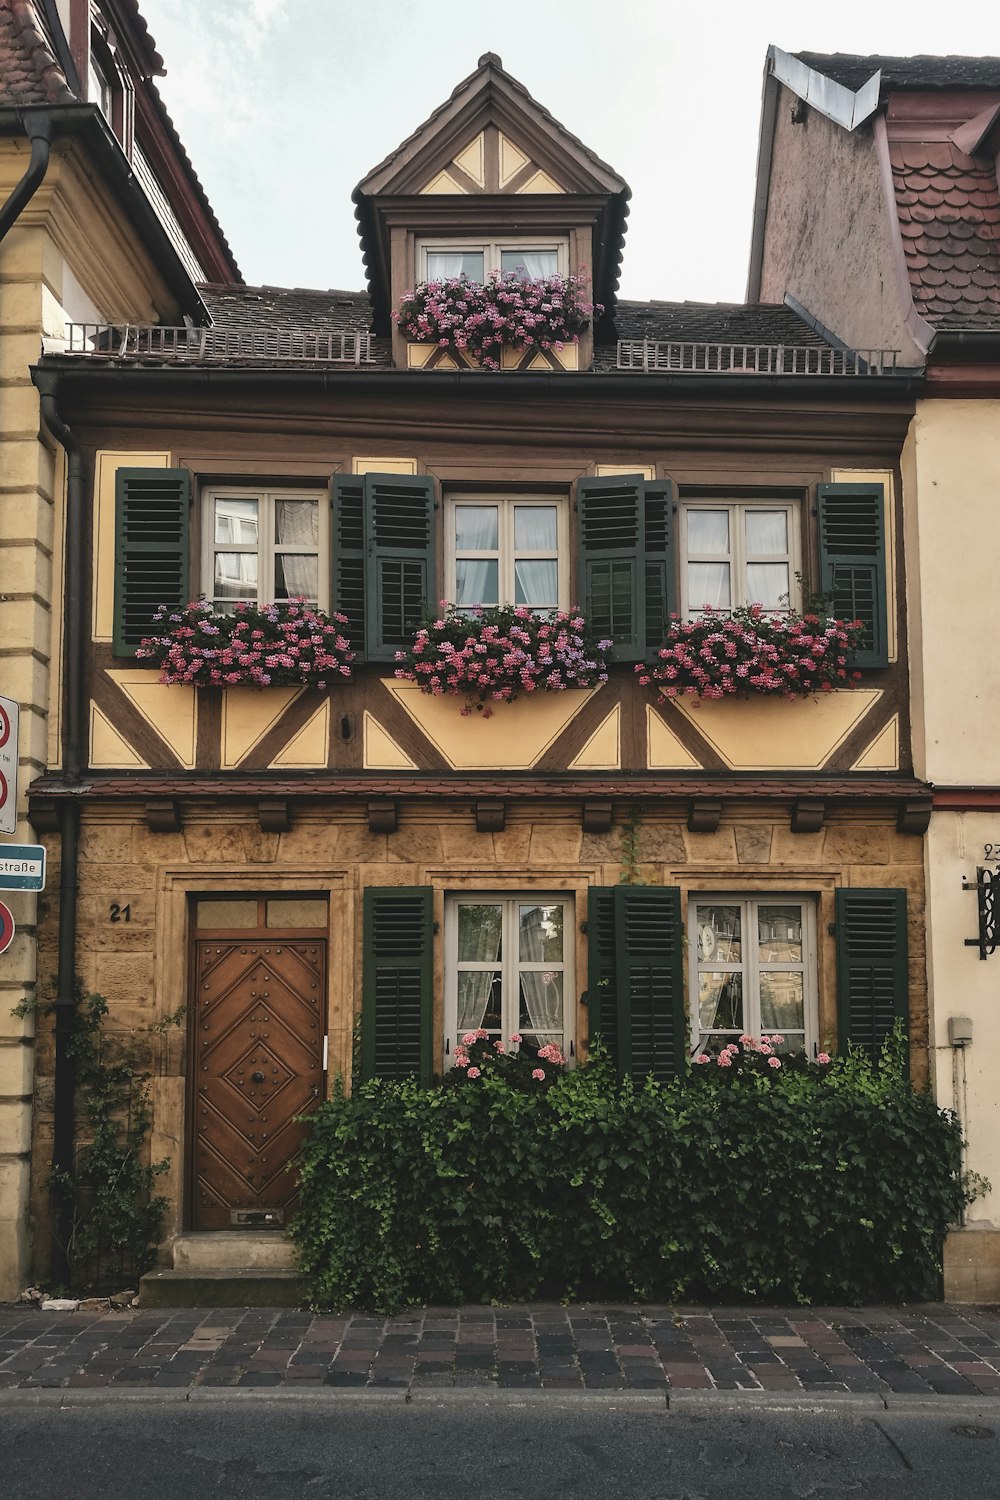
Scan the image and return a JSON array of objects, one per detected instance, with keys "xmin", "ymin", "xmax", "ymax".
[
  {"xmin": 0, "ymin": 113, "xmax": 52, "ymax": 244},
  {"xmin": 35, "ymin": 373, "xmax": 85, "ymax": 1288}
]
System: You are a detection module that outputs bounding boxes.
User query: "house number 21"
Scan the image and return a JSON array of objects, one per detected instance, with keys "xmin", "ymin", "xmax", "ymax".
[{"xmin": 109, "ymin": 903, "xmax": 131, "ymax": 923}]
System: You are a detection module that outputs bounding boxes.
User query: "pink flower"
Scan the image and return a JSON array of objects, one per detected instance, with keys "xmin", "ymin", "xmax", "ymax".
[
  {"xmin": 694, "ymin": 1054, "xmax": 711, "ymax": 1065},
  {"xmin": 467, "ymin": 1066, "xmax": 481, "ymax": 1079},
  {"xmin": 509, "ymin": 1033, "xmax": 522, "ymax": 1044},
  {"xmin": 532, "ymin": 1068, "xmax": 545, "ymax": 1081},
  {"xmin": 461, "ymin": 1032, "xmax": 478, "ymax": 1046},
  {"xmin": 817, "ymin": 1052, "xmax": 831, "ymax": 1065},
  {"xmin": 768, "ymin": 1057, "xmax": 782, "ymax": 1069}
]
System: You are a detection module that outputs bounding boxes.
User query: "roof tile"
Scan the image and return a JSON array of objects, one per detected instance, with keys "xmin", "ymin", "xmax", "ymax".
[{"xmin": 0, "ymin": 0, "xmax": 74, "ymax": 106}]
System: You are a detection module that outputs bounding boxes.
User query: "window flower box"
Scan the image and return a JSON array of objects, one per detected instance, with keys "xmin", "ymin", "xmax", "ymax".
[
  {"xmin": 136, "ymin": 599, "xmax": 354, "ymax": 688},
  {"xmin": 394, "ymin": 270, "xmax": 600, "ymax": 371},
  {"xmin": 637, "ymin": 605, "xmax": 865, "ymax": 702},
  {"xmin": 394, "ymin": 602, "xmax": 612, "ymax": 716}
]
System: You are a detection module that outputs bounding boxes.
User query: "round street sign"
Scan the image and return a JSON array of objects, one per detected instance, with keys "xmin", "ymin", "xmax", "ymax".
[
  {"xmin": 0, "ymin": 702, "xmax": 9, "ymax": 747},
  {"xmin": 0, "ymin": 900, "xmax": 14, "ymax": 956}
]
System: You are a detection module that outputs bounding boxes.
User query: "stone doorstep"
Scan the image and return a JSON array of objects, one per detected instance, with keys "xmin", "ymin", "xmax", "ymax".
[
  {"xmin": 169, "ymin": 1233, "xmax": 296, "ymax": 1272},
  {"xmin": 138, "ymin": 1270, "xmax": 307, "ymax": 1310}
]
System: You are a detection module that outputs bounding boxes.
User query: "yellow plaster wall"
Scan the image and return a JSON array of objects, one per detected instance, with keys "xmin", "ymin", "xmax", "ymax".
[
  {"xmin": 384, "ymin": 681, "xmax": 603, "ymax": 768},
  {"xmin": 668, "ymin": 690, "xmax": 882, "ymax": 771}
]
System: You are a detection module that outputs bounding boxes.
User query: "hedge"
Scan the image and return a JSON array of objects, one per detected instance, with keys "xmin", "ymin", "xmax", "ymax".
[{"xmin": 291, "ymin": 1043, "xmax": 972, "ymax": 1312}]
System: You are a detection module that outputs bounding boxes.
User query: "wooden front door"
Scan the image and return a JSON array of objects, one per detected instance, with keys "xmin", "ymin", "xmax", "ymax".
[{"xmin": 191, "ymin": 928, "xmax": 326, "ymax": 1230}]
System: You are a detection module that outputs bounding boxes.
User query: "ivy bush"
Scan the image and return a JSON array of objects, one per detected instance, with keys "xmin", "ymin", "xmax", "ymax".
[{"xmin": 292, "ymin": 1040, "xmax": 973, "ymax": 1312}]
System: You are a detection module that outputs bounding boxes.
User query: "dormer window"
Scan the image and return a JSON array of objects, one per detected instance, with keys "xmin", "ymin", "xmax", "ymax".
[{"xmin": 421, "ymin": 240, "xmax": 566, "ymax": 283}]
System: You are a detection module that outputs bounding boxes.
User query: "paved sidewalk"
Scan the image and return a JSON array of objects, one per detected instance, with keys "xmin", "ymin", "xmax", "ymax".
[{"xmin": 2, "ymin": 1303, "xmax": 1000, "ymax": 1398}]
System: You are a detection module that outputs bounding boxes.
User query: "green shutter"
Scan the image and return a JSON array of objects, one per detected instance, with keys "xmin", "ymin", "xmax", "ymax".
[
  {"xmin": 587, "ymin": 884, "xmax": 686, "ymax": 1080},
  {"xmin": 331, "ymin": 474, "xmax": 366, "ymax": 659},
  {"xmin": 113, "ymin": 467, "xmax": 190, "ymax": 657},
  {"xmin": 578, "ymin": 475, "xmax": 673, "ymax": 661},
  {"xmin": 835, "ymin": 888, "xmax": 908, "ymax": 1063},
  {"xmin": 361, "ymin": 887, "xmax": 434, "ymax": 1084},
  {"xmin": 364, "ymin": 474, "xmax": 436, "ymax": 662},
  {"xmin": 818, "ymin": 483, "xmax": 888, "ymax": 668}
]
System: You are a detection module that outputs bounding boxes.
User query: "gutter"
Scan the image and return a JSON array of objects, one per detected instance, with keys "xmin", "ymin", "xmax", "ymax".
[
  {"xmin": 33, "ymin": 371, "xmax": 86, "ymax": 1288},
  {"xmin": 0, "ymin": 112, "xmax": 52, "ymax": 244},
  {"xmin": 928, "ymin": 327, "xmax": 1000, "ymax": 360}
]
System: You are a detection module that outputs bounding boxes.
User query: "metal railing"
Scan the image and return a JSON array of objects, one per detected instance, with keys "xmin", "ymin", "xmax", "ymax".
[
  {"xmin": 50, "ymin": 323, "xmax": 375, "ymax": 366},
  {"xmin": 615, "ymin": 340, "xmax": 901, "ymax": 375}
]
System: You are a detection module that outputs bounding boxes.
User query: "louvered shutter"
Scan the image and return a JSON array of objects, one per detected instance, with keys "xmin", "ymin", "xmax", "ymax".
[
  {"xmin": 587, "ymin": 885, "xmax": 686, "ymax": 1080},
  {"xmin": 361, "ymin": 887, "xmax": 434, "ymax": 1084},
  {"xmin": 835, "ymin": 888, "xmax": 908, "ymax": 1063},
  {"xmin": 365, "ymin": 474, "xmax": 436, "ymax": 662},
  {"xmin": 817, "ymin": 483, "xmax": 888, "ymax": 668},
  {"xmin": 578, "ymin": 476, "xmax": 674, "ymax": 661},
  {"xmin": 331, "ymin": 475, "xmax": 366, "ymax": 659},
  {"xmin": 113, "ymin": 468, "xmax": 190, "ymax": 657}
]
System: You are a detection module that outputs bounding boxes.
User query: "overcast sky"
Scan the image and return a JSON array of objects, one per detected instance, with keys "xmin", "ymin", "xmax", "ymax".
[{"xmin": 139, "ymin": 0, "xmax": 1000, "ymax": 304}]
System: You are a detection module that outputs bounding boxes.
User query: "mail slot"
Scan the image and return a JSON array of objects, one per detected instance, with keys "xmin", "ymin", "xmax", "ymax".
[{"xmin": 230, "ymin": 1208, "xmax": 284, "ymax": 1227}]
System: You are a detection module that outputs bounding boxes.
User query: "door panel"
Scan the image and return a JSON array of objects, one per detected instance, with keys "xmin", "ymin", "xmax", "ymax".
[{"xmin": 191, "ymin": 936, "xmax": 325, "ymax": 1230}]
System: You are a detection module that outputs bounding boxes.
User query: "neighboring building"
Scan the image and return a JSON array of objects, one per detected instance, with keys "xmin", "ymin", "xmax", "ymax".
[
  {"xmin": 22, "ymin": 48, "xmax": 932, "ymax": 1299},
  {"xmin": 0, "ymin": 0, "xmax": 238, "ymax": 1296},
  {"xmin": 750, "ymin": 47, "xmax": 1000, "ymax": 1298}
]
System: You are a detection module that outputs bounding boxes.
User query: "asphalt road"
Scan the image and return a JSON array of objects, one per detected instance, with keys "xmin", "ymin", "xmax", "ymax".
[{"xmin": 2, "ymin": 1395, "xmax": 1000, "ymax": 1498}]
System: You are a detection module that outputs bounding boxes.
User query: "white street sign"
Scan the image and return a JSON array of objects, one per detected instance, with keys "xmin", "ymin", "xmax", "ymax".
[{"xmin": 0, "ymin": 695, "xmax": 18, "ymax": 836}]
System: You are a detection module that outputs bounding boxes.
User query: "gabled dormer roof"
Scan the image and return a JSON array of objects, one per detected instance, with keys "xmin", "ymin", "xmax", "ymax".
[{"xmin": 354, "ymin": 53, "xmax": 630, "ymax": 333}]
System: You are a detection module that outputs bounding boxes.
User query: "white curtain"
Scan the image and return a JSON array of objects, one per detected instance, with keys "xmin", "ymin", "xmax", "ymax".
[
  {"xmin": 500, "ymin": 251, "xmax": 558, "ymax": 280},
  {"xmin": 687, "ymin": 562, "xmax": 731, "ymax": 611},
  {"xmin": 275, "ymin": 500, "xmax": 318, "ymax": 600},
  {"xmin": 457, "ymin": 905, "xmax": 502, "ymax": 1033},
  {"xmin": 427, "ymin": 252, "xmax": 484, "ymax": 282},
  {"xmin": 518, "ymin": 906, "xmax": 564, "ymax": 1039},
  {"xmin": 514, "ymin": 559, "xmax": 558, "ymax": 608}
]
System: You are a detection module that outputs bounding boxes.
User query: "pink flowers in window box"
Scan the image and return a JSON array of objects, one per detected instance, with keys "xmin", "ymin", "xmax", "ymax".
[
  {"xmin": 136, "ymin": 599, "xmax": 354, "ymax": 689},
  {"xmin": 395, "ymin": 602, "xmax": 612, "ymax": 716},
  {"xmin": 691, "ymin": 1035, "xmax": 834, "ymax": 1076},
  {"xmin": 449, "ymin": 1029, "xmax": 567, "ymax": 1089},
  {"xmin": 636, "ymin": 605, "xmax": 865, "ymax": 702},
  {"xmin": 393, "ymin": 271, "xmax": 602, "ymax": 370}
]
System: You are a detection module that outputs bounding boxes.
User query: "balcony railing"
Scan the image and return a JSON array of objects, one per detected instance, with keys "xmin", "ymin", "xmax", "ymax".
[
  {"xmin": 615, "ymin": 340, "xmax": 901, "ymax": 375},
  {"xmin": 48, "ymin": 323, "xmax": 375, "ymax": 366}
]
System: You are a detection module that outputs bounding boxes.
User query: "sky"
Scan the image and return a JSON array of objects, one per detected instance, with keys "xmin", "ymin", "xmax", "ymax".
[{"xmin": 139, "ymin": 0, "xmax": 1000, "ymax": 305}]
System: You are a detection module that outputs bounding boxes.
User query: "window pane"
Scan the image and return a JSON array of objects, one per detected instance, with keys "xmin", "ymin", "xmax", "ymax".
[
  {"xmin": 688, "ymin": 562, "xmax": 730, "ymax": 611},
  {"xmin": 687, "ymin": 510, "xmax": 729, "ymax": 554},
  {"xmin": 745, "ymin": 510, "xmax": 788, "ymax": 556},
  {"xmin": 745, "ymin": 563, "xmax": 789, "ymax": 609},
  {"xmin": 514, "ymin": 505, "xmax": 557, "ymax": 551},
  {"xmin": 515, "ymin": 559, "xmax": 558, "ymax": 607},
  {"xmin": 519, "ymin": 970, "xmax": 563, "ymax": 1037},
  {"xmin": 214, "ymin": 497, "xmax": 258, "ymax": 545},
  {"xmin": 275, "ymin": 554, "xmax": 318, "ymax": 601},
  {"xmin": 759, "ymin": 972, "xmax": 804, "ymax": 1032},
  {"xmin": 458, "ymin": 904, "xmax": 503, "ymax": 962},
  {"xmin": 698, "ymin": 972, "xmax": 743, "ymax": 1031},
  {"xmin": 696, "ymin": 905, "xmax": 741, "ymax": 963},
  {"xmin": 275, "ymin": 500, "xmax": 318, "ymax": 547},
  {"xmin": 758, "ymin": 905, "xmax": 802, "ymax": 962},
  {"xmin": 458, "ymin": 971, "xmax": 502, "ymax": 1034},
  {"xmin": 265, "ymin": 899, "xmax": 327, "ymax": 928},
  {"xmin": 196, "ymin": 900, "xmax": 257, "ymax": 928},
  {"xmin": 500, "ymin": 249, "xmax": 558, "ymax": 279},
  {"xmin": 427, "ymin": 251, "xmax": 484, "ymax": 282},
  {"xmin": 454, "ymin": 505, "xmax": 498, "ymax": 551},
  {"xmin": 214, "ymin": 552, "xmax": 257, "ymax": 600},
  {"xmin": 455, "ymin": 558, "xmax": 498, "ymax": 606},
  {"xmin": 519, "ymin": 904, "xmax": 563, "ymax": 962}
]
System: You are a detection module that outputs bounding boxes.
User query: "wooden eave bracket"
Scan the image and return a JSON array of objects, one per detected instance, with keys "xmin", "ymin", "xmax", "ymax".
[
  {"xmin": 688, "ymin": 798, "xmax": 722, "ymax": 834},
  {"xmin": 791, "ymin": 797, "xmax": 826, "ymax": 834},
  {"xmin": 368, "ymin": 798, "xmax": 398, "ymax": 834},
  {"xmin": 145, "ymin": 798, "xmax": 180, "ymax": 833},
  {"xmin": 258, "ymin": 798, "xmax": 291, "ymax": 833},
  {"xmin": 28, "ymin": 797, "xmax": 59, "ymax": 834},
  {"xmin": 582, "ymin": 799, "xmax": 614, "ymax": 834},
  {"xmin": 897, "ymin": 797, "xmax": 932, "ymax": 836},
  {"xmin": 475, "ymin": 799, "xmax": 505, "ymax": 833}
]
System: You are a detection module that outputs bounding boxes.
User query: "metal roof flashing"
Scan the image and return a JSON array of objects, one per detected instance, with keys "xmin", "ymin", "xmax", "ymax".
[{"xmin": 768, "ymin": 46, "xmax": 882, "ymax": 131}]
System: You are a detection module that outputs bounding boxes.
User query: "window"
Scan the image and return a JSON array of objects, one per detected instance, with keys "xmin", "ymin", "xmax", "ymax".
[
  {"xmin": 680, "ymin": 500, "xmax": 800, "ymax": 619},
  {"xmin": 445, "ymin": 496, "xmax": 567, "ymax": 611},
  {"xmin": 89, "ymin": 51, "xmax": 113, "ymax": 120},
  {"xmin": 688, "ymin": 897, "xmax": 817, "ymax": 1056},
  {"xmin": 445, "ymin": 895, "xmax": 574, "ymax": 1065},
  {"xmin": 203, "ymin": 487, "xmax": 327, "ymax": 611},
  {"xmin": 420, "ymin": 239, "xmax": 566, "ymax": 283}
]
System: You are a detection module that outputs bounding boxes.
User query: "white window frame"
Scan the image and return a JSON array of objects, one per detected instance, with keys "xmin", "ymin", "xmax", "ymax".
[
  {"xmin": 679, "ymin": 499, "xmax": 801, "ymax": 619},
  {"xmin": 444, "ymin": 893, "xmax": 575, "ymax": 1068},
  {"xmin": 445, "ymin": 494, "xmax": 569, "ymax": 612},
  {"xmin": 201, "ymin": 486, "xmax": 329, "ymax": 611},
  {"xmin": 418, "ymin": 237, "xmax": 569, "ymax": 283},
  {"xmin": 687, "ymin": 895, "xmax": 818, "ymax": 1056}
]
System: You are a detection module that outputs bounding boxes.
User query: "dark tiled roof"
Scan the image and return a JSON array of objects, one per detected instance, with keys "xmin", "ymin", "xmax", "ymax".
[
  {"xmin": 795, "ymin": 52, "xmax": 1000, "ymax": 93},
  {"xmin": 0, "ymin": 0, "xmax": 74, "ymax": 107},
  {"xmin": 30, "ymin": 773, "xmax": 929, "ymax": 802},
  {"xmin": 200, "ymin": 284, "xmax": 374, "ymax": 333},
  {"xmin": 891, "ymin": 141, "xmax": 1000, "ymax": 327}
]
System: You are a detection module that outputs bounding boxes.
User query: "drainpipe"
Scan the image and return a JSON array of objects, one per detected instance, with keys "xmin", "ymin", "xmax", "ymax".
[
  {"xmin": 35, "ymin": 373, "xmax": 85, "ymax": 1288},
  {"xmin": 0, "ymin": 113, "xmax": 52, "ymax": 245}
]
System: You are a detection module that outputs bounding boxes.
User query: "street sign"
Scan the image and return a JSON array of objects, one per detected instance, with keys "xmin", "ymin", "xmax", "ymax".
[
  {"xmin": 0, "ymin": 900, "xmax": 14, "ymax": 955},
  {"xmin": 0, "ymin": 696, "xmax": 17, "ymax": 836},
  {"xmin": 0, "ymin": 844, "xmax": 46, "ymax": 892}
]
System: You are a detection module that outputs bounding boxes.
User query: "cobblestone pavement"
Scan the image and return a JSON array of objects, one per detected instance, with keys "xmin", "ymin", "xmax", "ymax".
[{"xmin": 2, "ymin": 1304, "xmax": 1000, "ymax": 1397}]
